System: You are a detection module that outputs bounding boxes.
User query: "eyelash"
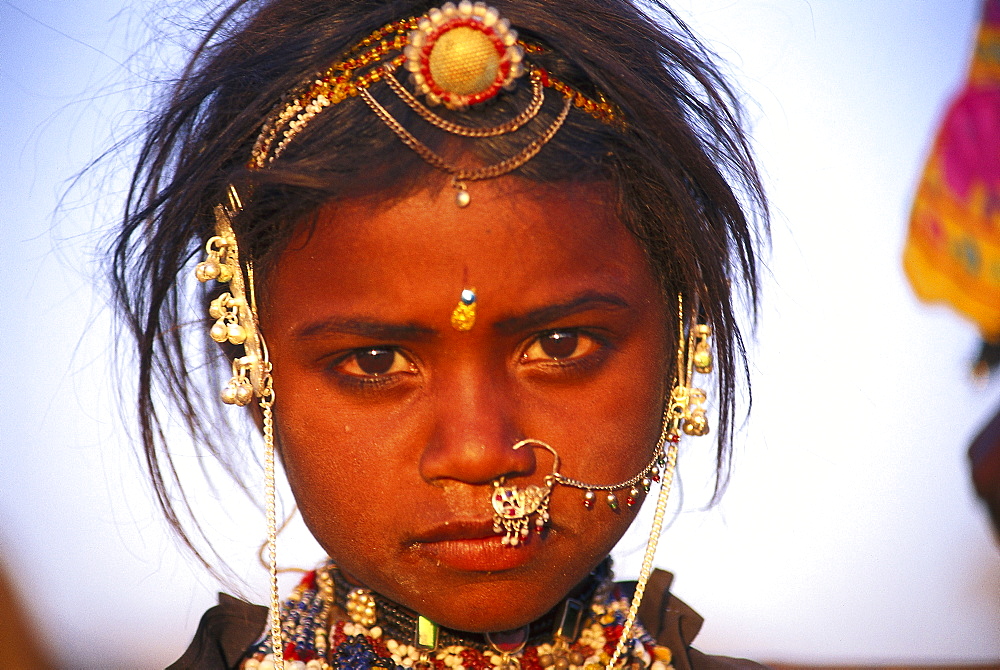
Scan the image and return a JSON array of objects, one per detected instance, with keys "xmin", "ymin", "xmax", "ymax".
[
  {"xmin": 520, "ymin": 329, "xmax": 609, "ymax": 372},
  {"xmin": 327, "ymin": 347, "xmax": 417, "ymax": 391},
  {"xmin": 325, "ymin": 328, "xmax": 609, "ymax": 391}
]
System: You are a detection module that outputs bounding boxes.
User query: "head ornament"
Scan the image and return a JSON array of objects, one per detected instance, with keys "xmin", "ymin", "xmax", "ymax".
[{"xmin": 249, "ymin": 1, "xmax": 622, "ymax": 206}]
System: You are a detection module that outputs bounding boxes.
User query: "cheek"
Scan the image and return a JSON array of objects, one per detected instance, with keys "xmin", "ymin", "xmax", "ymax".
[
  {"xmin": 543, "ymin": 330, "xmax": 671, "ymax": 479},
  {"xmin": 272, "ymin": 387, "xmax": 407, "ymax": 560}
]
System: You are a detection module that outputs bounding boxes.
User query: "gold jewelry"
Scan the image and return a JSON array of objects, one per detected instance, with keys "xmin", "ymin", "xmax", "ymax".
[
  {"xmin": 359, "ymin": 71, "xmax": 571, "ymax": 207},
  {"xmin": 692, "ymin": 323, "xmax": 713, "ymax": 373},
  {"xmin": 248, "ymin": 2, "xmax": 623, "ymax": 207},
  {"xmin": 385, "ymin": 65, "xmax": 545, "ymax": 137},
  {"xmin": 404, "ymin": 2, "xmax": 524, "ymax": 110},
  {"xmin": 489, "ymin": 425, "xmax": 672, "ymax": 546},
  {"xmin": 608, "ymin": 294, "xmax": 711, "ymax": 669},
  {"xmin": 194, "ymin": 186, "xmax": 283, "ymax": 670},
  {"xmin": 450, "ymin": 287, "xmax": 477, "ymax": 331},
  {"xmin": 194, "ymin": 187, "xmax": 269, "ymax": 407},
  {"xmin": 491, "ymin": 440, "xmax": 556, "ymax": 546}
]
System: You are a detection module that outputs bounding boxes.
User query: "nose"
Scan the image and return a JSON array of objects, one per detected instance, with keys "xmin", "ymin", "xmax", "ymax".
[{"xmin": 419, "ymin": 364, "xmax": 536, "ymax": 486}]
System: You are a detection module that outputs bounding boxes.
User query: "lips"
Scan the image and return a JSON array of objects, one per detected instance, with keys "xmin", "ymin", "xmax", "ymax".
[{"xmin": 409, "ymin": 519, "xmax": 543, "ymax": 572}]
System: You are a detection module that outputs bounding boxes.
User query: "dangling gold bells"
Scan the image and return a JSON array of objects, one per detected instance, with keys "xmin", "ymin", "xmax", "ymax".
[
  {"xmin": 194, "ymin": 189, "xmax": 270, "ymax": 408},
  {"xmin": 194, "ymin": 188, "xmax": 285, "ymax": 669}
]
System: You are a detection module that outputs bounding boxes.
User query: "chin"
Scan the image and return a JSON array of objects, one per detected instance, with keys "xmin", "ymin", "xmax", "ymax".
[
  {"xmin": 421, "ymin": 592, "xmax": 563, "ymax": 634},
  {"xmin": 396, "ymin": 564, "xmax": 592, "ymax": 634}
]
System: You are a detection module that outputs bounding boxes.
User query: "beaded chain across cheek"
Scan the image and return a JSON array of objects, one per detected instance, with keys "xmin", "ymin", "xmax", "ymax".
[{"xmin": 489, "ymin": 311, "xmax": 713, "ymax": 545}]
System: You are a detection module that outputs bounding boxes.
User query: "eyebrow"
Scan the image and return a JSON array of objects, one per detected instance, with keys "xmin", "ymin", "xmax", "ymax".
[
  {"xmin": 493, "ymin": 291, "xmax": 631, "ymax": 335},
  {"xmin": 292, "ymin": 318, "xmax": 436, "ymax": 342}
]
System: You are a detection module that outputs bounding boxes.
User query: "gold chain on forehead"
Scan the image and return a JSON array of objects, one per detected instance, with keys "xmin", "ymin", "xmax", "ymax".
[{"xmin": 247, "ymin": 3, "xmax": 622, "ymax": 206}]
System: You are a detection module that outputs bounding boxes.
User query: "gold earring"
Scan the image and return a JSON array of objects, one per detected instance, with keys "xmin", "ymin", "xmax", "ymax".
[
  {"xmin": 692, "ymin": 323, "xmax": 713, "ymax": 373},
  {"xmin": 670, "ymin": 308, "xmax": 712, "ymax": 437},
  {"xmin": 194, "ymin": 187, "xmax": 269, "ymax": 406},
  {"xmin": 194, "ymin": 185, "xmax": 283, "ymax": 669},
  {"xmin": 682, "ymin": 387, "xmax": 710, "ymax": 437},
  {"xmin": 608, "ymin": 293, "xmax": 707, "ymax": 669}
]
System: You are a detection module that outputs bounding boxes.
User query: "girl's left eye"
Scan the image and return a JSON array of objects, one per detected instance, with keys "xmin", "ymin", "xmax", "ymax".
[
  {"xmin": 521, "ymin": 330, "xmax": 599, "ymax": 363},
  {"xmin": 334, "ymin": 347, "xmax": 416, "ymax": 378}
]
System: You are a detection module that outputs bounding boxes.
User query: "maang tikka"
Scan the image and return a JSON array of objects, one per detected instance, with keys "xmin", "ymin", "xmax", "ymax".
[
  {"xmin": 248, "ymin": 2, "xmax": 622, "ymax": 207},
  {"xmin": 194, "ymin": 186, "xmax": 286, "ymax": 670}
]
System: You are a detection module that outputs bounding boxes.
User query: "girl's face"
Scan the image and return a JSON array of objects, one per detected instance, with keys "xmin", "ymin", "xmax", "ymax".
[{"xmin": 265, "ymin": 178, "xmax": 670, "ymax": 632}]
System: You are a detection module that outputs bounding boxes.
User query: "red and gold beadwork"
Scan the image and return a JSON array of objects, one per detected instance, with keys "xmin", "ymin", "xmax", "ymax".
[
  {"xmin": 403, "ymin": 2, "xmax": 524, "ymax": 109},
  {"xmin": 248, "ymin": 3, "xmax": 623, "ymax": 171}
]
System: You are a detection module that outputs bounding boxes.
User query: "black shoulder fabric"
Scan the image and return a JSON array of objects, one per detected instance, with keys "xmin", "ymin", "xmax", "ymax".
[{"xmin": 167, "ymin": 593, "xmax": 268, "ymax": 670}]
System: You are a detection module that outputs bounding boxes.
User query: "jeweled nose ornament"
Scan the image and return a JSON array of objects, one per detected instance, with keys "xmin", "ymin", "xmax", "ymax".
[
  {"xmin": 450, "ymin": 287, "xmax": 477, "ymax": 331},
  {"xmin": 491, "ymin": 440, "xmax": 558, "ymax": 546},
  {"xmin": 491, "ymin": 435, "xmax": 671, "ymax": 546}
]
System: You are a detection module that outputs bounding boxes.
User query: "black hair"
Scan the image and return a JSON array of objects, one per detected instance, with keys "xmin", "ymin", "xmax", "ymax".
[{"xmin": 109, "ymin": 0, "xmax": 768, "ymax": 572}]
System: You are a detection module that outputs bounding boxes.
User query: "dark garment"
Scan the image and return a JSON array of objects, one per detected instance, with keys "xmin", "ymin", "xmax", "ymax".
[
  {"xmin": 970, "ymin": 406, "xmax": 1000, "ymax": 539},
  {"xmin": 168, "ymin": 570, "xmax": 767, "ymax": 670}
]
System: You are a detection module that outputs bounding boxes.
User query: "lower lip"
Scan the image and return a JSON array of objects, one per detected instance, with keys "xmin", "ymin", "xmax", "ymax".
[{"xmin": 415, "ymin": 534, "xmax": 542, "ymax": 572}]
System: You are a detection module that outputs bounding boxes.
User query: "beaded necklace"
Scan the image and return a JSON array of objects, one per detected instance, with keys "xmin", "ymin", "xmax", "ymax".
[{"xmin": 241, "ymin": 562, "xmax": 675, "ymax": 670}]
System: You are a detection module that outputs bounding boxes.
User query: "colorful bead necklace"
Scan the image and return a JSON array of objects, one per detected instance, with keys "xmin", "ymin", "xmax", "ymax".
[{"xmin": 241, "ymin": 562, "xmax": 675, "ymax": 670}]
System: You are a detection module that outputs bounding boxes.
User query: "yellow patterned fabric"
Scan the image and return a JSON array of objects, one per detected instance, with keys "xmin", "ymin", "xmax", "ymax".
[{"xmin": 904, "ymin": 0, "xmax": 1000, "ymax": 338}]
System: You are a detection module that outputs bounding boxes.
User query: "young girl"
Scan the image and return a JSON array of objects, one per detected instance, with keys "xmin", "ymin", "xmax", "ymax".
[{"xmin": 110, "ymin": 0, "xmax": 766, "ymax": 667}]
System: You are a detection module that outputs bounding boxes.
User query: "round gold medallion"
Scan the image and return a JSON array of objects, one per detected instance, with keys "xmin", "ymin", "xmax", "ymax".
[
  {"xmin": 428, "ymin": 26, "xmax": 500, "ymax": 96},
  {"xmin": 404, "ymin": 1, "xmax": 524, "ymax": 109}
]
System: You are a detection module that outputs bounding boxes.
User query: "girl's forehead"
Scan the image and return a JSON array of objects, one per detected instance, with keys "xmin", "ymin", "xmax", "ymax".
[
  {"xmin": 280, "ymin": 179, "xmax": 628, "ymax": 270},
  {"xmin": 267, "ymin": 178, "xmax": 657, "ymax": 324}
]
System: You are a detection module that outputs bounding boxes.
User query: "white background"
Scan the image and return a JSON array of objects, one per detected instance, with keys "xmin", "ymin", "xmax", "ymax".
[{"xmin": 2, "ymin": 1, "xmax": 999, "ymax": 668}]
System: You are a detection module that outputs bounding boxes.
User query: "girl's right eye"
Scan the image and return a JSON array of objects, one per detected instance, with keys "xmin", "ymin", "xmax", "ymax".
[{"xmin": 332, "ymin": 347, "xmax": 417, "ymax": 379}]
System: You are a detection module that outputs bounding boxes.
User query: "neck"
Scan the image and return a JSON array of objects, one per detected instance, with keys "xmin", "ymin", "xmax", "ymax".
[
  {"xmin": 328, "ymin": 560, "xmax": 612, "ymax": 651},
  {"xmin": 240, "ymin": 557, "xmax": 674, "ymax": 670}
]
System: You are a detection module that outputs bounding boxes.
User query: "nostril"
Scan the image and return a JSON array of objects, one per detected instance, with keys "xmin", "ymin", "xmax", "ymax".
[
  {"xmin": 419, "ymin": 432, "xmax": 539, "ymax": 486},
  {"xmin": 420, "ymin": 371, "xmax": 532, "ymax": 485}
]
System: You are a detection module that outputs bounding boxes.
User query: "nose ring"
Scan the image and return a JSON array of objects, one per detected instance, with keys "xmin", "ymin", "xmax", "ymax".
[
  {"xmin": 490, "ymin": 440, "xmax": 558, "ymax": 546},
  {"xmin": 490, "ymin": 435, "xmax": 670, "ymax": 546}
]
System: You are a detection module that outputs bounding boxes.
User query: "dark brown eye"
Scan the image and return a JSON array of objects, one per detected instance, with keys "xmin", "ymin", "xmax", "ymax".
[
  {"xmin": 331, "ymin": 347, "xmax": 417, "ymax": 385},
  {"xmin": 355, "ymin": 348, "xmax": 396, "ymax": 375},
  {"xmin": 521, "ymin": 330, "xmax": 600, "ymax": 366},
  {"xmin": 538, "ymin": 331, "xmax": 579, "ymax": 360}
]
